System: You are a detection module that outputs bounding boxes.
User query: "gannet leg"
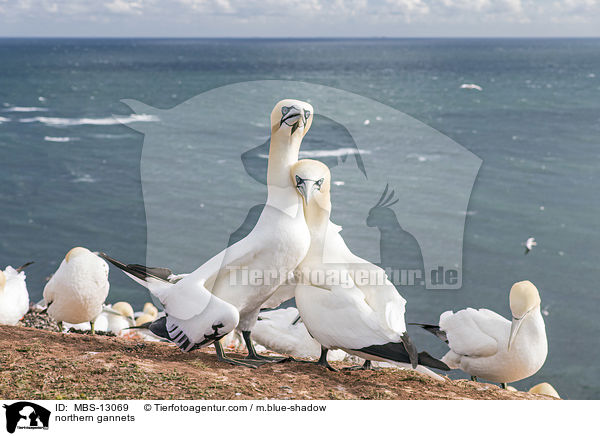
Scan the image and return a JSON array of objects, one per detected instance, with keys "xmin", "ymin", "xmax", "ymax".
[
  {"xmin": 90, "ymin": 320, "xmax": 95, "ymax": 335},
  {"xmin": 213, "ymin": 340, "xmax": 259, "ymax": 369},
  {"xmin": 242, "ymin": 331, "xmax": 288, "ymax": 362},
  {"xmin": 57, "ymin": 321, "xmax": 63, "ymax": 333},
  {"xmin": 342, "ymin": 360, "xmax": 379, "ymax": 371},
  {"xmin": 471, "ymin": 375, "xmax": 478, "ymax": 382},
  {"xmin": 500, "ymin": 382, "xmax": 507, "ymax": 390}
]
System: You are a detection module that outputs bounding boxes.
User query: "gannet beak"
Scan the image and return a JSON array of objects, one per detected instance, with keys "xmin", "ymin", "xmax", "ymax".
[
  {"xmin": 299, "ymin": 179, "xmax": 318, "ymax": 204},
  {"xmin": 280, "ymin": 106, "xmax": 302, "ymax": 129},
  {"xmin": 508, "ymin": 315, "xmax": 526, "ymax": 351}
]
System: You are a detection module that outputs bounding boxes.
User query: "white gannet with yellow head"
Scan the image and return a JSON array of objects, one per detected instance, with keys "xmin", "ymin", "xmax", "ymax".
[
  {"xmin": 418, "ymin": 280, "xmax": 547, "ymax": 387},
  {"xmin": 291, "ymin": 160, "xmax": 448, "ymax": 376},
  {"xmin": 100, "ymin": 99, "xmax": 313, "ymax": 367},
  {"xmin": 0, "ymin": 262, "xmax": 33, "ymax": 325},
  {"xmin": 43, "ymin": 247, "xmax": 110, "ymax": 333}
]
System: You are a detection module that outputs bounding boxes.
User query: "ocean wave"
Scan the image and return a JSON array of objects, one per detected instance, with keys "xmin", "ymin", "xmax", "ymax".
[
  {"xmin": 0, "ymin": 116, "xmax": 9, "ymax": 124},
  {"xmin": 3, "ymin": 106, "xmax": 48, "ymax": 112},
  {"xmin": 19, "ymin": 114, "xmax": 159, "ymax": 127},
  {"xmin": 44, "ymin": 136, "xmax": 78, "ymax": 142},
  {"xmin": 299, "ymin": 148, "xmax": 371, "ymax": 158},
  {"xmin": 72, "ymin": 174, "xmax": 96, "ymax": 183}
]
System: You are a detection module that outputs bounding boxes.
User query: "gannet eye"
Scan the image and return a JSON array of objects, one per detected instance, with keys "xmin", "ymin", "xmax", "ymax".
[
  {"xmin": 295, "ymin": 175, "xmax": 304, "ymax": 188},
  {"xmin": 315, "ymin": 178, "xmax": 324, "ymax": 190},
  {"xmin": 282, "ymin": 106, "xmax": 291, "ymax": 116},
  {"xmin": 304, "ymin": 110, "xmax": 311, "ymax": 121}
]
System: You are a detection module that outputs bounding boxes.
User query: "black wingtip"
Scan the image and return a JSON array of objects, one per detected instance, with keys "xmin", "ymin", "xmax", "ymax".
[
  {"xmin": 401, "ymin": 332, "xmax": 419, "ymax": 369},
  {"xmin": 148, "ymin": 316, "xmax": 170, "ymax": 340},
  {"xmin": 16, "ymin": 261, "xmax": 34, "ymax": 273},
  {"xmin": 98, "ymin": 252, "xmax": 173, "ymax": 284},
  {"xmin": 409, "ymin": 322, "xmax": 448, "ymax": 343}
]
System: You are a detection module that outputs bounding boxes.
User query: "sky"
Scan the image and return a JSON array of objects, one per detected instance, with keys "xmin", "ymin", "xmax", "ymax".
[{"xmin": 0, "ymin": 0, "xmax": 599, "ymax": 37}]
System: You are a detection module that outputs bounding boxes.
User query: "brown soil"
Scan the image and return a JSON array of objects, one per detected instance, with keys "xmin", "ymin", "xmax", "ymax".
[{"xmin": 0, "ymin": 325, "xmax": 556, "ymax": 400}]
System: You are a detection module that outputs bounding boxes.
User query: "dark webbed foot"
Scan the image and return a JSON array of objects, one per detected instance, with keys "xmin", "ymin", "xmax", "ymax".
[
  {"xmin": 214, "ymin": 340, "xmax": 259, "ymax": 368},
  {"xmin": 290, "ymin": 347, "xmax": 337, "ymax": 372},
  {"xmin": 471, "ymin": 375, "xmax": 478, "ymax": 382}
]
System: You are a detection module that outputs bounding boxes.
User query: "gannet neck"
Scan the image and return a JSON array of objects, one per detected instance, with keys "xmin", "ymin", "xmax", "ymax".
[{"xmin": 266, "ymin": 134, "xmax": 302, "ymax": 191}]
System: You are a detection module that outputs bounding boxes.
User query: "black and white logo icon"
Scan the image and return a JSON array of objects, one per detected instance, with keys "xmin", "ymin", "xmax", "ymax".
[{"xmin": 3, "ymin": 402, "xmax": 51, "ymax": 433}]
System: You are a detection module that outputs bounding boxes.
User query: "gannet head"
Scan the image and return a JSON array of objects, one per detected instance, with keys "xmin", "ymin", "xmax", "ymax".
[
  {"xmin": 270, "ymin": 99, "xmax": 314, "ymax": 140},
  {"xmin": 143, "ymin": 302, "xmax": 159, "ymax": 318},
  {"xmin": 136, "ymin": 312, "xmax": 156, "ymax": 326},
  {"xmin": 112, "ymin": 301, "xmax": 135, "ymax": 320},
  {"xmin": 508, "ymin": 280, "xmax": 541, "ymax": 350},
  {"xmin": 65, "ymin": 246, "xmax": 90, "ymax": 263},
  {"xmin": 291, "ymin": 159, "xmax": 331, "ymax": 209},
  {"xmin": 0, "ymin": 270, "xmax": 5, "ymax": 292},
  {"xmin": 528, "ymin": 382, "xmax": 560, "ymax": 398}
]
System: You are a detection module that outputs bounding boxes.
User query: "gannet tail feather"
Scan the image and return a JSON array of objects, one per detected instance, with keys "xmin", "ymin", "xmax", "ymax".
[
  {"xmin": 16, "ymin": 261, "xmax": 34, "ymax": 273},
  {"xmin": 409, "ymin": 322, "xmax": 448, "ymax": 343},
  {"xmin": 354, "ymin": 342, "xmax": 449, "ymax": 371}
]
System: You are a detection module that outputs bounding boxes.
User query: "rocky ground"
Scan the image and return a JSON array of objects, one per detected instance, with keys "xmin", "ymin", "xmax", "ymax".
[{"xmin": 0, "ymin": 324, "xmax": 557, "ymax": 400}]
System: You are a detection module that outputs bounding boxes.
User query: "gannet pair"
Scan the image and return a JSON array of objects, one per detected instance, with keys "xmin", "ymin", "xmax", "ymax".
[
  {"xmin": 415, "ymin": 280, "xmax": 547, "ymax": 387},
  {"xmin": 290, "ymin": 160, "xmax": 449, "ymax": 375},
  {"xmin": 101, "ymin": 99, "xmax": 314, "ymax": 367},
  {"xmin": 43, "ymin": 247, "xmax": 110, "ymax": 333},
  {"xmin": 0, "ymin": 262, "xmax": 33, "ymax": 325}
]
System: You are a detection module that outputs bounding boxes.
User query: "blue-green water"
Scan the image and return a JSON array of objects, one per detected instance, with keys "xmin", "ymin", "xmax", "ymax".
[{"xmin": 0, "ymin": 38, "xmax": 598, "ymax": 399}]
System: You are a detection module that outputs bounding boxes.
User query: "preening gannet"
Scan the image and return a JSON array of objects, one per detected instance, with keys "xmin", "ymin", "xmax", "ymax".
[
  {"xmin": 43, "ymin": 247, "xmax": 109, "ymax": 334},
  {"xmin": 64, "ymin": 302, "xmax": 135, "ymax": 335},
  {"xmin": 291, "ymin": 160, "xmax": 449, "ymax": 375},
  {"xmin": 101, "ymin": 99, "xmax": 314, "ymax": 367},
  {"xmin": 0, "ymin": 262, "xmax": 33, "ymax": 325},
  {"xmin": 416, "ymin": 280, "xmax": 547, "ymax": 387}
]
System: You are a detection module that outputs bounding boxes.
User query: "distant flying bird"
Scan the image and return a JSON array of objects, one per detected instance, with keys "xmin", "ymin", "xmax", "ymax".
[
  {"xmin": 0, "ymin": 262, "xmax": 33, "ymax": 325},
  {"xmin": 43, "ymin": 247, "xmax": 109, "ymax": 334},
  {"xmin": 415, "ymin": 280, "xmax": 547, "ymax": 388},
  {"xmin": 291, "ymin": 160, "xmax": 448, "ymax": 377},
  {"xmin": 460, "ymin": 83, "xmax": 483, "ymax": 91},
  {"xmin": 525, "ymin": 237, "xmax": 537, "ymax": 254}
]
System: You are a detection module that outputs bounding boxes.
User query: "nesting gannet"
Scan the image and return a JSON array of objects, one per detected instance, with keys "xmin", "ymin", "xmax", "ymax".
[
  {"xmin": 529, "ymin": 382, "xmax": 560, "ymax": 398},
  {"xmin": 101, "ymin": 99, "xmax": 314, "ymax": 367},
  {"xmin": 416, "ymin": 281, "xmax": 547, "ymax": 387},
  {"xmin": 291, "ymin": 160, "xmax": 449, "ymax": 375},
  {"xmin": 0, "ymin": 262, "xmax": 33, "ymax": 325},
  {"xmin": 43, "ymin": 247, "xmax": 109, "ymax": 333},
  {"xmin": 524, "ymin": 237, "xmax": 537, "ymax": 254}
]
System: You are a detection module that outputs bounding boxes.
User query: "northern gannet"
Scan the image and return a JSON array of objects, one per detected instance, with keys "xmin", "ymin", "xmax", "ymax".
[
  {"xmin": 416, "ymin": 280, "xmax": 547, "ymax": 388},
  {"xmin": 101, "ymin": 99, "xmax": 314, "ymax": 367},
  {"xmin": 529, "ymin": 382, "xmax": 560, "ymax": 398},
  {"xmin": 64, "ymin": 302, "xmax": 135, "ymax": 335},
  {"xmin": 43, "ymin": 247, "xmax": 109, "ymax": 334},
  {"xmin": 291, "ymin": 160, "xmax": 449, "ymax": 375},
  {"xmin": 0, "ymin": 262, "xmax": 33, "ymax": 325},
  {"xmin": 525, "ymin": 237, "xmax": 537, "ymax": 254}
]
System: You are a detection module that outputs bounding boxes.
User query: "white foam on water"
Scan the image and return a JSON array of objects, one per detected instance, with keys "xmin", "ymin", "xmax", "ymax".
[
  {"xmin": 72, "ymin": 174, "xmax": 96, "ymax": 183},
  {"xmin": 19, "ymin": 114, "xmax": 159, "ymax": 126},
  {"xmin": 299, "ymin": 148, "xmax": 371, "ymax": 158},
  {"xmin": 0, "ymin": 116, "xmax": 9, "ymax": 123},
  {"xmin": 3, "ymin": 106, "xmax": 48, "ymax": 112},
  {"xmin": 44, "ymin": 136, "xmax": 78, "ymax": 142}
]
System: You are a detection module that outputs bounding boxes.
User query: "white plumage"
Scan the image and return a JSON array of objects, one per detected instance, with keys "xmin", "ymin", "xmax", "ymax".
[
  {"xmin": 252, "ymin": 307, "xmax": 351, "ymax": 361},
  {"xmin": 101, "ymin": 100, "xmax": 314, "ymax": 364},
  {"xmin": 43, "ymin": 247, "xmax": 109, "ymax": 328},
  {"xmin": 290, "ymin": 160, "xmax": 446, "ymax": 376},
  {"xmin": 0, "ymin": 266, "xmax": 30, "ymax": 325},
  {"xmin": 436, "ymin": 280, "xmax": 547, "ymax": 384}
]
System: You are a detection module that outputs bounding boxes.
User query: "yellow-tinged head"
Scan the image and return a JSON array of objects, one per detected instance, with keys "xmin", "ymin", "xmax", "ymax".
[
  {"xmin": 509, "ymin": 280, "xmax": 541, "ymax": 319},
  {"xmin": 135, "ymin": 313, "xmax": 156, "ymax": 326},
  {"xmin": 0, "ymin": 270, "xmax": 5, "ymax": 292},
  {"xmin": 112, "ymin": 301, "xmax": 134, "ymax": 319},
  {"xmin": 65, "ymin": 247, "xmax": 90, "ymax": 263},
  {"xmin": 291, "ymin": 159, "xmax": 331, "ymax": 212},
  {"xmin": 270, "ymin": 99, "xmax": 314, "ymax": 139},
  {"xmin": 508, "ymin": 280, "xmax": 541, "ymax": 350},
  {"xmin": 143, "ymin": 302, "xmax": 158, "ymax": 319},
  {"xmin": 529, "ymin": 382, "xmax": 560, "ymax": 398}
]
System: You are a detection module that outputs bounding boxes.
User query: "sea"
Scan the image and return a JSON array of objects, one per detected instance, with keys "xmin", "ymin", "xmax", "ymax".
[{"xmin": 0, "ymin": 38, "xmax": 598, "ymax": 399}]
